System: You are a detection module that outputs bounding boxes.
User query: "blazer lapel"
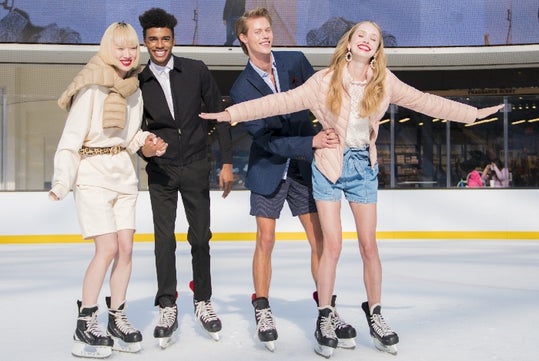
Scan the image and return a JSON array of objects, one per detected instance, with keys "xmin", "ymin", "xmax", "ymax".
[
  {"xmin": 275, "ymin": 54, "xmax": 291, "ymax": 92},
  {"xmin": 245, "ymin": 63, "xmax": 274, "ymax": 97}
]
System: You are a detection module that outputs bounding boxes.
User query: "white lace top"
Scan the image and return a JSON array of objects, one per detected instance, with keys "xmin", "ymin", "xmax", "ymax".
[{"xmin": 344, "ymin": 68, "xmax": 371, "ymax": 148}]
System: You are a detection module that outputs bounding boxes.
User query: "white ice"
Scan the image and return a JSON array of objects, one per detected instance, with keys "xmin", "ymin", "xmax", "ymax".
[{"xmin": 1, "ymin": 240, "xmax": 538, "ymax": 361}]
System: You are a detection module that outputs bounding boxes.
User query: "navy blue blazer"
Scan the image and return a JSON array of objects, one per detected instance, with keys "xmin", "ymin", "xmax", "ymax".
[{"xmin": 230, "ymin": 51, "xmax": 318, "ymax": 196}]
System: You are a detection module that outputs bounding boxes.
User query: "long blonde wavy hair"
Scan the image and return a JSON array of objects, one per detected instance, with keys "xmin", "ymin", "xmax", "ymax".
[{"xmin": 326, "ymin": 21, "xmax": 387, "ymax": 117}]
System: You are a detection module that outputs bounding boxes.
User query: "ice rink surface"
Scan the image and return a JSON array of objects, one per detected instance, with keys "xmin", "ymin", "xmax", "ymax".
[{"xmin": 1, "ymin": 239, "xmax": 537, "ymax": 361}]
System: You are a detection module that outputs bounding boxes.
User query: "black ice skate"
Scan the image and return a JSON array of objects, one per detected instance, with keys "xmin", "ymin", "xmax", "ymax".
[
  {"xmin": 105, "ymin": 296, "xmax": 142, "ymax": 353},
  {"xmin": 252, "ymin": 295, "xmax": 278, "ymax": 352},
  {"xmin": 189, "ymin": 280, "xmax": 222, "ymax": 341},
  {"xmin": 71, "ymin": 300, "xmax": 113, "ymax": 359},
  {"xmin": 313, "ymin": 292, "xmax": 357, "ymax": 349},
  {"xmin": 362, "ymin": 301, "xmax": 399, "ymax": 355},
  {"xmin": 314, "ymin": 306, "xmax": 338, "ymax": 358},
  {"xmin": 154, "ymin": 298, "xmax": 178, "ymax": 349},
  {"xmin": 194, "ymin": 299, "xmax": 222, "ymax": 341}
]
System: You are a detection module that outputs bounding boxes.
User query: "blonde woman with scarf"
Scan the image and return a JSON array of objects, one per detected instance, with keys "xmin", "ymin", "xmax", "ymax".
[
  {"xmin": 200, "ymin": 21, "xmax": 503, "ymax": 358},
  {"xmin": 50, "ymin": 22, "xmax": 167, "ymax": 358}
]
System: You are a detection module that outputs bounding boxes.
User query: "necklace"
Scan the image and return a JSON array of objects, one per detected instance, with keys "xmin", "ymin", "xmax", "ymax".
[{"xmin": 347, "ymin": 64, "xmax": 368, "ymax": 85}]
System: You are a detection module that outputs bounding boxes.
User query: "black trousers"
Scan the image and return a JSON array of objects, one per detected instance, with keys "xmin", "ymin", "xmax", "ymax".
[{"xmin": 147, "ymin": 158, "xmax": 212, "ymax": 306}]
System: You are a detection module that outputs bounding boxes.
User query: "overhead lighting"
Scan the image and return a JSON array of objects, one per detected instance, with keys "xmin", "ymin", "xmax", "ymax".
[
  {"xmin": 418, "ymin": 122, "xmax": 424, "ymax": 126},
  {"xmin": 528, "ymin": 118, "xmax": 539, "ymax": 123},
  {"xmin": 465, "ymin": 117, "xmax": 498, "ymax": 127},
  {"xmin": 432, "ymin": 118, "xmax": 440, "ymax": 123},
  {"xmin": 399, "ymin": 117, "xmax": 410, "ymax": 123},
  {"xmin": 511, "ymin": 119, "xmax": 526, "ymax": 125},
  {"xmin": 379, "ymin": 118, "xmax": 390, "ymax": 125}
]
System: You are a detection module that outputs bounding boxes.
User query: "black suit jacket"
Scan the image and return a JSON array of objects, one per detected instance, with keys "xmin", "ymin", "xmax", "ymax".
[{"xmin": 138, "ymin": 55, "xmax": 232, "ymax": 166}]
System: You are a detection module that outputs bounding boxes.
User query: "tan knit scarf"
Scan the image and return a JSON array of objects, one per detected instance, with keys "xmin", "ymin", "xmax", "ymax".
[{"xmin": 57, "ymin": 54, "xmax": 139, "ymax": 129}]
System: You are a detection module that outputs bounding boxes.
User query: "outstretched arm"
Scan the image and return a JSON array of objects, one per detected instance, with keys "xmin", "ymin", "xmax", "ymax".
[
  {"xmin": 200, "ymin": 110, "xmax": 232, "ymax": 123},
  {"xmin": 476, "ymin": 104, "xmax": 504, "ymax": 120}
]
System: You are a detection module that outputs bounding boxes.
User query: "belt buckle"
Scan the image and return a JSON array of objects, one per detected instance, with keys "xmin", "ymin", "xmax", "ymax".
[{"xmin": 110, "ymin": 145, "xmax": 121, "ymax": 155}]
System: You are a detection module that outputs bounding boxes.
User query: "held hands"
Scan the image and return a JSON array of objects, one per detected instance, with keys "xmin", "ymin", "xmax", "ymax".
[
  {"xmin": 476, "ymin": 104, "xmax": 504, "ymax": 120},
  {"xmin": 199, "ymin": 111, "xmax": 231, "ymax": 123},
  {"xmin": 141, "ymin": 133, "xmax": 168, "ymax": 157},
  {"xmin": 312, "ymin": 128, "xmax": 340, "ymax": 149}
]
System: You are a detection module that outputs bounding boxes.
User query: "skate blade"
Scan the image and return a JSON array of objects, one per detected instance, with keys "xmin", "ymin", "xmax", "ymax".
[
  {"xmin": 111, "ymin": 338, "xmax": 142, "ymax": 353},
  {"xmin": 337, "ymin": 337, "xmax": 356, "ymax": 349},
  {"xmin": 263, "ymin": 340, "xmax": 275, "ymax": 352},
  {"xmin": 208, "ymin": 331, "xmax": 220, "ymax": 341},
  {"xmin": 314, "ymin": 344, "xmax": 334, "ymax": 358},
  {"xmin": 157, "ymin": 335, "xmax": 176, "ymax": 349},
  {"xmin": 373, "ymin": 338, "xmax": 398, "ymax": 355},
  {"xmin": 196, "ymin": 320, "xmax": 221, "ymax": 341},
  {"xmin": 72, "ymin": 341, "xmax": 112, "ymax": 359}
]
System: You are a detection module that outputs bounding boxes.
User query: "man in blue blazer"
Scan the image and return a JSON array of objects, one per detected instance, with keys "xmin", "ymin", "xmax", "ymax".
[{"xmin": 231, "ymin": 8, "xmax": 355, "ymax": 351}]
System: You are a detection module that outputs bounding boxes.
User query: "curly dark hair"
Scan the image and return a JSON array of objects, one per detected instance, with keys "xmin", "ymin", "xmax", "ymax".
[{"xmin": 138, "ymin": 8, "xmax": 177, "ymax": 38}]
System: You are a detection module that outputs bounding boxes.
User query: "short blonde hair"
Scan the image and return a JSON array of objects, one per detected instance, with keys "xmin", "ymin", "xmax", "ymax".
[
  {"xmin": 235, "ymin": 7, "xmax": 272, "ymax": 55},
  {"xmin": 98, "ymin": 22, "xmax": 140, "ymax": 73}
]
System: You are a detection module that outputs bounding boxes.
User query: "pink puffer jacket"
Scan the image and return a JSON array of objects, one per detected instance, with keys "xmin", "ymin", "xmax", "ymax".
[{"xmin": 228, "ymin": 67, "xmax": 478, "ymax": 183}]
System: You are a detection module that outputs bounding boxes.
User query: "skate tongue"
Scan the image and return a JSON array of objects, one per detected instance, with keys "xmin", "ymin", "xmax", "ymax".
[{"xmin": 370, "ymin": 303, "xmax": 381, "ymax": 315}]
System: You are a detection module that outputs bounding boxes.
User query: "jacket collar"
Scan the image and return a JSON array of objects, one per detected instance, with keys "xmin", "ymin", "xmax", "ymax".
[{"xmin": 140, "ymin": 55, "xmax": 182, "ymax": 82}]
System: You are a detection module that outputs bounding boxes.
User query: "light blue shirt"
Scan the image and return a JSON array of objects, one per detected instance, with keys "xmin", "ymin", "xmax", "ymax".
[{"xmin": 249, "ymin": 52, "xmax": 281, "ymax": 93}]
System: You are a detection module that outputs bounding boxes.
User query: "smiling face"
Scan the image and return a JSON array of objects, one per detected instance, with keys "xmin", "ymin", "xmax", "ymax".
[
  {"xmin": 348, "ymin": 22, "xmax": 381, "ymax": 62},
  {"xmin": 239, "ymin": 16, "xmax": 273, "ymax": 58},
  {"xmin": 143, "ymin": 27, "xmax": 175, "ymax": 66},
  {"xmin": 112, "ymin": 41, "xmax": 138, "ymax": 77}
]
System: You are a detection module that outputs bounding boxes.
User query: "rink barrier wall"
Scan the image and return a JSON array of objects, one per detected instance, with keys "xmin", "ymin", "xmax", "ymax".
[
  {"xmin": 0, "ymin": 189, "xmax": 537, "ymax": 244},
  {"xmin": 0, "ymin": 231, "xmax": 538, "ymax": 244}
]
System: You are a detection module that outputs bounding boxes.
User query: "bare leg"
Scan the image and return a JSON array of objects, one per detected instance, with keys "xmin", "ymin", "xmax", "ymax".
[
  {"xmin": 349, "ymin": 202, "xmax": 381, "ymax": 306},
  {"xmin": 81, "ymin": 232, "xmax": 117, "ymax": 306},
  {"xmin": 298, "ymin": 212, "xmax": 324, "ymax": 285},
  {"xmin": 109, "ymin": 229, "xmax": 135, "ymax": 308},
  {"xmin": 252, "ymin": 217, "xmax": 276, "ymax": 298},
  {"xmin": 314, "ymin": 200, "xmax": 342, "ymax": 307}
]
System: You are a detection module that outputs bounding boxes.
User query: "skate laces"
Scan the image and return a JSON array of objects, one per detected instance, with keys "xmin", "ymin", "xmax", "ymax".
[
  {"xmin": 332, "ymin": 311, "xmax": 350, "ymax": 331},
  {"xmin": 194, "ymin": 300, "xmax": 219, "ymax": 322},
  {"xmin": 80, "ymin": 312, "xmax": 108, "ymax": 338},
  {"xmin": 319, "ymin": 312, "xmax": 337, "ymax": 338},
  {"xmin": 371, "ymin": 313, "xmax": 394, "ymax": 337},
  {"xmin": 255, "ymin": 307, "xmax": 276, "ymax": 332},
  {"xmin": 111, "ymin": 309, "xmax": 139, "ymax": 335},
  {"xmin": 157, "ymin": 305, "xmax": 177, "ymax": 328}
]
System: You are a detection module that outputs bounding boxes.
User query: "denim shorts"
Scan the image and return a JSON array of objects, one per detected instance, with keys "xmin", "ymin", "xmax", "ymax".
[{"xmin": 312, "ymin": 147, "xmax": 378, "ymax": 204}]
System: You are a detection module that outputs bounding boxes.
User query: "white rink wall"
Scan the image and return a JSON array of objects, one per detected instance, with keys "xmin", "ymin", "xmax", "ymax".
[{"xmin": 0, "ymin": 189, "xmax": 537, "ymax": 242}]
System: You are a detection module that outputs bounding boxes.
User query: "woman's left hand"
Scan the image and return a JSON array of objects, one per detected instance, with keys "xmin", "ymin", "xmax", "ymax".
[
  {"xmin": 199, "ymin": 111, "xmax": 232, "ymax": 123},
  {"xmin": 476, "ymin": 104, "xmax": 504, "ymax": 119}
]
